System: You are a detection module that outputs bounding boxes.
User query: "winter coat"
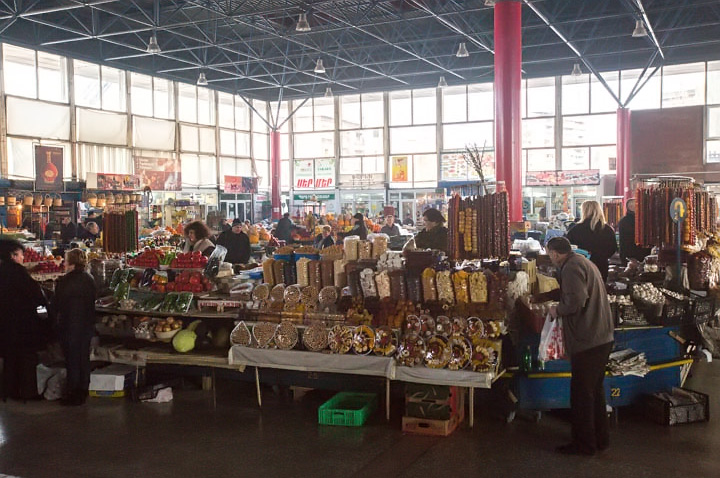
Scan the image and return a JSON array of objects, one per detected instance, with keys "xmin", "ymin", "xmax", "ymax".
[
  {"xmin": 0, "ymin": 261, "xmax": 47, "ymax": 354},
  {"xmin": 274, "ymin": 217, "xmax": 294, "ymax": 242},
  {"xmin": 566, "ymin": 220, "xmax": 617, "ymax": 281},
  {"xmin": 618, "ymin": 212, "xmax": 650, "ymax": 262},
  {"xmin": 216, "ymin": 230, "xmax": 251, "ymax": 264},
  {"xmin": 52, "ymin": 269, "xmax": 97, "ymax": 332},
  {"xmin": 414, "ymin": 226, "xmax": 448, "ymax": 253}
]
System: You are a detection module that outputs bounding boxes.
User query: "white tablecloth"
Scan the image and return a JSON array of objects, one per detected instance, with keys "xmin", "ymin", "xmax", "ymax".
[{"xmin": 392, "ymin": 366, "xmax": 495, "ymax": 388}]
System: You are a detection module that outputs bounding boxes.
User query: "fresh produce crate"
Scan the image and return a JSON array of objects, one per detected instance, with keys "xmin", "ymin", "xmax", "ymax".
[
  {"xmin": 644, "ymin": 387, "xmax": 709, "ymax": 426},
  {"xmin": 405, "ymin": 385, "xmax": 461, "ymax": 421},
  {"xmin": 318, "ymin": 392, "xmax": 377, "ymax": 427},
  {"xmin": 402, "ymin": 393, "xmax": 465, "ymax": 436}
]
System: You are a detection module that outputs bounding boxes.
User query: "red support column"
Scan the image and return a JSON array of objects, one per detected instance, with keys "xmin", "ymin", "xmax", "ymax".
[
  {"xmin": 494, "ymin": 0, "xmax": 523, "ymax": 221},
  {"xmin": 270, "ymin": 130, "xmax": 282, "ymax": 220},
  {"xmin": 616, "ymin": 107, "xmax": 632, "ymax": 201}
]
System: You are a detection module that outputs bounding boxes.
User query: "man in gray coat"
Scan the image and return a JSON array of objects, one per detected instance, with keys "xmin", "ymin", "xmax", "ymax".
[{"xmin": 547, "ymin": 237, "xmax": 614, "ymax": 456}]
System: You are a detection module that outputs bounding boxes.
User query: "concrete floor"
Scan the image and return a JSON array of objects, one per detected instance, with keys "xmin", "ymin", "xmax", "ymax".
[{"xmin": 1, "ymin": 361, "xmax": 718, "ymax": 478}]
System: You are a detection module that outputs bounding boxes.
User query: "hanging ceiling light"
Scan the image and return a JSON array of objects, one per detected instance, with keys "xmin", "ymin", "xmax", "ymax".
[
  {"xmin": 456, "ymin": 42, "xmax": 469, "ymax": 58},
  {"xmin": 484, "ymin": 0, "xmax": 495, "ymax": 6},
  {"xmin": 196, "ymin": 72, "xmax": 208, "ymax": 86},
  {"xmin": 632, "ymin": 19, "xmax": 648, "ymax": 38},
  {"xmin": 146, "ymin": 34, "xmax": 161, "ymax": 54},
  {"xmin": 571, "ymin": 63, "xmax": 583, "ymax": 77},
  {"xmin": 314, "ymin": 59, "xmax": 326, "ymax": 74},
  {"xmin": 296, "ymin": 12, "xmax": 311, "ymax": 32},
  {"xmin": 438, "ymin": 76, "xmax": 448, "ymax": 88},
  {"xmin": 324, "ymin": 87, "xmax": 333, "ymax": 98}
]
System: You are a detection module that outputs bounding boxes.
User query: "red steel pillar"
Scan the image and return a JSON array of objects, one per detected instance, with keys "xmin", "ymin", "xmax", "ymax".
[
  {"xmin": 270, "ymin": 130, "xmax": 282, "ymax": 220},
  {"xmin": 616, "ymin": 107, "xmax": 631, "ymax": 201},
  {"xmin": 494, "ymin": 0, "xmax": 523, "ymax": 221}
]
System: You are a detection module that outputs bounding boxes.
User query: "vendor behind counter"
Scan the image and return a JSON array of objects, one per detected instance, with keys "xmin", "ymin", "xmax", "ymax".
[{"xmin": 409, "ymin": 208, "xmax": 448, "ymax": 253}]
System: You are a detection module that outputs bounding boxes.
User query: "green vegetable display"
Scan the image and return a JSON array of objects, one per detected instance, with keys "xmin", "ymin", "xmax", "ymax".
[{"xmin": 113, "ymin": 281, "xmax": 130, "ymax": 301}]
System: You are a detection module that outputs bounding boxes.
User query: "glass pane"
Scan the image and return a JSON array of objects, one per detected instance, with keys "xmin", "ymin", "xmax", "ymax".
[
  {"xmin": 236, "ymin": 132, "xmax": 250, "ymax": 156},
  {"xmin": 180, "ymin": 125, "xmax": 199, "ymax": 152},
  {"xmin": 276, "ymin": 101, "xmax": 291, "ymax": 133},
  {"xmin": 281, "ymin": 159, "xmax": 290, "ymax": 190},
  {"xmin": 198, "ymin": 126, "xmax": 216, "ymax": 153},
  {"xmin": 341, "ymin": 157, "xmax": 362, "ymax": 174},
  {"xmin": 314, "ymin": 97, "xmax": 335, "ymax": 131},
  {"xmin": 390, "ymin": 125, "xmax": 436, "ymax": 154},
  {"xmin": 562, "ymin": 147, "xmax": 590, "ymax": 170},
  {"xmin": 220, "ymin": 129, "xmax": 235, "ymax": 156},
  {"xmin": 294, "ymin": 132, "xmax": 335, "ymax": 158},
  {"xmin": 218, "ymin": 92, "xmax": 235, "ymax": 128},
  {"xmin": 709, "ymin": 106, "xmax": 720, "ymax": 137},
  {"xmin": 442, "ymin": 86, "xmax": 467, "ymax": 123},
  {"xmin": 591, "ymin": 71, "xmax": 619, "ymax": 113},
  {"xmin": 340, "ymin": 129, "xmax": 383, "ymax": 156},
  {"xmin": 178, "ymin": 83, "xmax": 197, "ymax": 123},
  {"xmin": 74, "ymin": 60, "xmax": 100, "ymax": 109},
  {"xmin": 522, "ymin": 118, "xmax": 554, "ymax": 148},
  {"xmin": 563, "ymin": 113, "xmax": 617, "ymax": 146},
  {"xmin": 709, "ymin": 61, "xmax": 720, "ymax": 105},
  {"xmin": 468, "ymin": 83, "xmax": 494, "ymax": 121},
  {"xmin": 362, "ymin": 93, "xmax": 384, "ymax": 128},
  {"xmin": 707, "ymin": 140, "xmax": 720, "ymax": 163},
  {"xmin": 389, "ymin": 90, "xmax": 412, "ymax": 126},
  {"xmin": 235, "ymin": 96, "xmax": 250, "ymax": 130},
  {"xmin": 527, "ymin": 77, "xmax": 554, "ymax": 117},
  {"xmin": 293, "ymin": 100, "xmax": 314, "ymax": 132},
  {"xmin": 562, "ymin": 74, "xmax": 590, "ymax": 115},
  {"xmin": 37, "ymin": 51, "xmax": 67, "ymax": 103},
  {"xmin": 414, "ymin": 154, "xmax": 438, "ymax": 182},
  {"xmin": 413, "ymin": 88, "xmax": 437, "ymax": 125},
  {"xmin": 590, "ymin": 145, "xmax": 617, "ymax": 174},
  {"xmin": 443, "ymin": 122, "xmax": 494, "ymax": 150},
  {"xmin": 662, "ymin": 63, "xmax": 705, "ymax": 107},
  {"xmin": 527, "ymin": 148, "xmax": 556, "ymax": 171},
  {"xmin": 197, "ymin": 87, "xmax": 215, "ymax": 125},
  {"xmin": 253, "ymin": 133, "xmax": 268, "ymax": 160},
  {"xmin": 340, "ymin": 94, "xmax": 361, "ymax": 129},
  {"xmin": 3, "ymin": 44, "xmax": 36, "ymax": 98},
  {"xmin": 130, "ymin": 73, "xmax": 153, "ymax": 117},
  {"xmin": 152, "ymin": 78, "xmax": 173, "ymax": 119},
  {"xmin": 280, "ymin": 132, "xmax": 290, "ymax": 159},
  {"xmin": 180, "ymin": 153, "xmax": 200, "ymax": 188},
  {"xmin": 198, "ymin": 155, "xmax": 217, "ymax": 187},
  {"xmin": 363, "ymin": 155, "xmax": 385, "ymax": 174},
  {"xmin": 252, "ymin": 99, "xmax": 269, "ymax": 133},
  {"xmin": 621, "ymin": 68, "xmax": 660, "ymax": 110},
  {"xmin": 101, "ymin": 66, "xmax": 126, "ymax": 112}
]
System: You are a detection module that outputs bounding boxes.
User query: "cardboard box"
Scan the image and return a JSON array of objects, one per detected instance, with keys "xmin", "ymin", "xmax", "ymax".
[{"xmin": 89, "ymin": 364, "xmax": 141, "ymax": 391}]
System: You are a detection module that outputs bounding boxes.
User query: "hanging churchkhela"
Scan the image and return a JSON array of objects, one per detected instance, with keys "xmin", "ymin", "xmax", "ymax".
[
  {"xmin": 634, "ymin": 182, "xmax": 717, "ymax": 248},
  {"xmin": 448, "ymin": 191, "xmax": 510, "ymax": 261},
  {"xmin": 103, "ymin": 209, "xmax": 139, "ymax": 253}
]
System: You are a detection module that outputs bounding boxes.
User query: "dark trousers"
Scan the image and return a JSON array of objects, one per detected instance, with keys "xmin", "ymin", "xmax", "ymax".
[
  {"xmin": 2, "ymin": 350, "xmax": 40, "ymax": 400},
  {"xmin": 570, "ymin": 341, "xmax": 614, "ymax": 452},
  {"xmin": 60, "ymin": 328, "xmax": 92, "ymax": 398}
]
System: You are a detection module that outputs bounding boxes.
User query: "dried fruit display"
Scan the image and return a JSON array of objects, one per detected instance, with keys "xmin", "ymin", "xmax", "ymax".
[
  {"xmin": 303, "ymin": 322, "xmax": 329, "ymax": 352},
  {"xmin": 275, "ymin": 321, "xmax": 299, "ymax": 350},
  {"xmin": 448, "ymin": 192, "xmax": 510, "ymax": 260}
]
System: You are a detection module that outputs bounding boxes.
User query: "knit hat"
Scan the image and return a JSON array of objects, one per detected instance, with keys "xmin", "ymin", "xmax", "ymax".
[{"xmin": 232, "ymin": 218, "xmax": 242, "ymax": 226}]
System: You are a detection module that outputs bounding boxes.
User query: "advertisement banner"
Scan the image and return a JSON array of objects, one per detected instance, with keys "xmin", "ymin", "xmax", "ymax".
[
  {"xmin": 339, "ymin": 173, "xmax": 385, "ymax": 189},
  {"xmin": 391, "ymin": 156, "xmax": 408, "ymax": 182},
  {"xmin": 34, "ymin": 145, "xmax": 64, "ymax": 191},
  {"xmin": 224, "ymin": 175, "xmax": 259, "ymax": 194},
  {"xmin": 134, "ymin": 156, "xmax": 182, "ymax": 191},
  {"xmin": 440, "ymin": 151, "xmax": 496, "ymax": 181},
  {"xmin": 314, "ymin": 158, "xmax": 335, "ymax": 189},
  {"xmin": 91, "ymin": 173, "xmax": 141, "ymax": 191},
  {"xmin": 525, "ymin": 169, "xmax": 600, "ymax": 186},
  {"xmin": 294, "ymin": 159, "xmax": 315, "ymax": 189}
]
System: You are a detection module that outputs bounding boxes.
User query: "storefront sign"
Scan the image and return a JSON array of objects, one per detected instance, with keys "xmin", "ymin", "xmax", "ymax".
[
  {"xmin": 391, "ymin": 156, "xmax": 408, "ymax": 182},
  {"xmin": 34, "ymin": 145, "xmax": 63, "ymax": 191},
  {"xmin": 525, "ymin": 169, "xmax": 600, "ymax": 187},
  {"xmin": 86, "ymin": 173, "xmax": 141, "ymax": 191},
  {"xmin": 224, "ymin": 175, "xmax": 258, "ymax": 194},
  {"xmin": 293, "ymin": 193, "xmax": 336, "ymax": 201},
  {"xmin": 134, "ymin": 155, "xmax": 182, "ymax": 191},
  {"xmin": 294, "ymin": 159, "xmax": 335, "ymax": 189},
  {"xmin": 339, "ymin": 173, "xmax": 385, "ymax": 189},
  {"xmin": 440, "ymin": 151, "xmax": 495, "ymax": 181},
  {"xmin": 294, "ymin": 159, "xmax": 315, "ymax": 189},
  {"xmin": 314, "ymin": 158, "xmax": 335, "ymax": 189}
]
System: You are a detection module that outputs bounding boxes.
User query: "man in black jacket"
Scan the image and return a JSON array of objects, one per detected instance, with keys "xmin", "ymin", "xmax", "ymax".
[
  {"xmin": 548, "ymin": 237, "xmax": 614, "ymax": 456},
  {"xmin": 60, "ymin": 216, "xmax": 77, "ymax": 244},
  {"xmin": 216, "ymin": 218, "xmax": 251, "ymax": 264},
  {"xmin": 274, "ymin": 213, "xmax": 294, "ymax": 243},
  {"xmin": 618, "ymin": 199, "xmax": 650, "ymax": 263}
]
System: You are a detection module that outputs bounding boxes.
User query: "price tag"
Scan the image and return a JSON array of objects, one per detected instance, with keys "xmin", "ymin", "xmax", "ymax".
[{"xmin": 670, "ymin": 198, "xmax": 687, "ymax": 224}]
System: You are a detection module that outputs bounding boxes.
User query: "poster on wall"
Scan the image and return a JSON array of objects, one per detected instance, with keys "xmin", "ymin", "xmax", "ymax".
[
  {"xmin": 440, "ymin": 151, "xmax": 495, "ymax": 181},
  {"xmin": 314, "ymin": 158, "xmax": 335, "ymax": 189},
  {"xmin": 224, "ymin": 175, "xmax": 259, "ymax": 194},
  {"xmin": 294, "ymin": 159, "xmax": 315, "ymax": 189},
  {"xmin": 88, "ymin": 173, "xmax": 141, "ymax": 191},
  {"xmin": 34, "ymin": 145, "xmax": 64, "ymax": 191},
  {"xmin": 525, "ymin": 169, "xmax": 600, "ymax": 186},
  {"xmin": 391, "ymin": 156, "xmax": 408, "ymax": 182},
  {"xmin": 134, "ymin": 155, "xmax": 182, "ymax": 191}
]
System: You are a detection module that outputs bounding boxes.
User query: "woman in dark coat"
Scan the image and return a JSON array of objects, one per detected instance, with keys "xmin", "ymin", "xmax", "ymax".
[
  {"xmin": 0, "ymin": 240, "xmax": 47, "ymax": 401},
  {"xmin": 52, "ymin": 248, "xmax": 97, "ymax": 406},
  {"xmin": 347, "ymin": 212, "xmax": 368, "ymax": 240},
  {"xmin": 566, "ymin": 200, "xmax": 617, "ymax": 282}
]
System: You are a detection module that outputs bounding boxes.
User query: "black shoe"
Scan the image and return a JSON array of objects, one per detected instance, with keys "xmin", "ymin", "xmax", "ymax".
[{"xmin": 555, "ymin": 443, "xmax": 595, "ymax": 456}]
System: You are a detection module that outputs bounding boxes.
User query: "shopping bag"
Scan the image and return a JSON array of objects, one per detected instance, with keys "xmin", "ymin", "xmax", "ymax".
[{"xmin": 538, "ymin": 314, "xmax": 566, "ymax": 362}]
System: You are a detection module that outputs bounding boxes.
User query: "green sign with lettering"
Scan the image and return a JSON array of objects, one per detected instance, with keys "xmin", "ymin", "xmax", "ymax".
[{"xmin": 293, "ymin": 193, "xmax": 335, "ymax": 201}]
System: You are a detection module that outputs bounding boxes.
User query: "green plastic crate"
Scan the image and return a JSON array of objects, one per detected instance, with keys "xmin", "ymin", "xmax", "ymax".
[{"xmin": 318, "ymin": 392, "xmax": 377, "ymax": 427}]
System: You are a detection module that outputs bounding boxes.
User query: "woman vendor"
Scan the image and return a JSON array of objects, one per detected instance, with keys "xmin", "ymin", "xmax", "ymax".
[
  {"xmin": 411, "ymin": 208, "xmax": 448, "ymax": 253},
  {"xmin": 182, "ymin": 221, "xmax": 216, "ymax": 257}
]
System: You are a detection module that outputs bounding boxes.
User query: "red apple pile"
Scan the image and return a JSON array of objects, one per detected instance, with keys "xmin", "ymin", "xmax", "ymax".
[
  {"xmin": 23, "ymin": 248, "xmax": 44, "ymax": 263},
  {"xmin": 166, "ymin": 270, "xmax": 212, "ymax": 293},
  {"xmin": 31, "ymin": 261, "xmax": 63, "ymax": 273},
  {"xmin": 128, "ymin": 249, "xmax": 164, "ymax": 268},
  {"xmin": 170, "ymin": 251, "xmax": 208, "ymax": 269}
]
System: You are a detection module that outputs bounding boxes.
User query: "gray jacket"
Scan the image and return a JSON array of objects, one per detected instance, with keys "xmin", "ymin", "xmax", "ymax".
[{"xmin": 556, "ymin": 252, "xmax": 614, "ymax": 356}]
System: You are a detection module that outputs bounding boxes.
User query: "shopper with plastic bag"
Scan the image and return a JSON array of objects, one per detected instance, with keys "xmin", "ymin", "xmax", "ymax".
[
  {"xmin": 538, "ymin": 313, "xmax": 565, "ymax": 362},
  {"xmin": 546, "ymin": 237, "xmax": 614, "ymax": 456}
]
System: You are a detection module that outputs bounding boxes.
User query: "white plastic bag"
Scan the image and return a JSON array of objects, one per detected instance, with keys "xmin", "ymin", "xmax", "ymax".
[{"xmin": 538, "ymin": 314, "xmax": 565, "ymax": 362}]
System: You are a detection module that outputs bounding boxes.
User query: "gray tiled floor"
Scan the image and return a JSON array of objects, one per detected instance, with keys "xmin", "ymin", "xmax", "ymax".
[{"xmin": 1, "ymin": 361, "xmax": 718, "ymax": 478}]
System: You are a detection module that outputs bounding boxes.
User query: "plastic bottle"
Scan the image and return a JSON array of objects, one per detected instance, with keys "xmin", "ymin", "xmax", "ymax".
[{"xmin": 521, "ymin": 346, "xmax": 533, "ymax": 372}]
